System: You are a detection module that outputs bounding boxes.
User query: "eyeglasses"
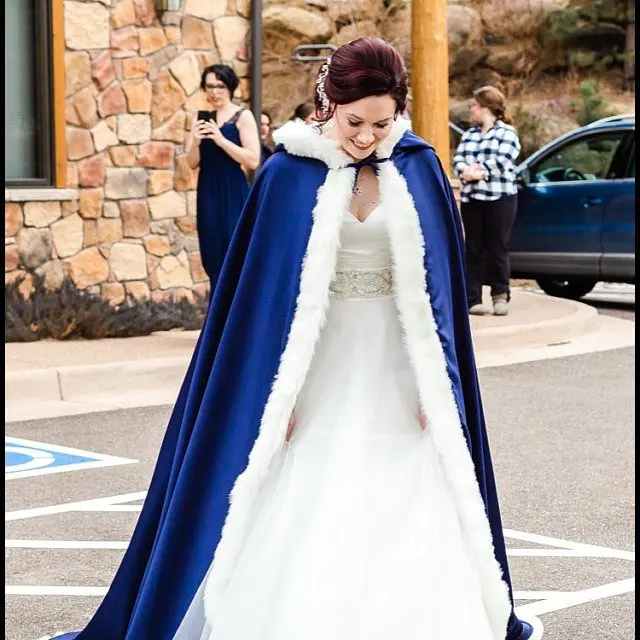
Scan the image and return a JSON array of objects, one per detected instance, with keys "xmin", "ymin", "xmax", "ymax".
[{"xmin": 205, "ymin": 83, "xmax": 227, "ymax": 92}]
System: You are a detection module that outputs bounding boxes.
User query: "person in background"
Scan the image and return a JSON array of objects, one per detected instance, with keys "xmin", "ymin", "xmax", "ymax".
[
  {"xmin": 291, "ymin": 102, "xmax": 315, "ymax": 123},
  {"xmin": 186, "ymin": 64, "xmax": 260, "ymax": 291},
  {"xmin": 453, "ymin": 85, "xmax": 521, "ymax": 317},
  {"xmin": 260, "ymin": 110, "xmax": 274, "ymax": 166}
]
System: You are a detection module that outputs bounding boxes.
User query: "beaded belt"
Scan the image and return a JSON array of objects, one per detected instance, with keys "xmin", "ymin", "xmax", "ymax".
[{"xmin": 329, "ymin": 268, "xmax": 393, "ymax": 300}]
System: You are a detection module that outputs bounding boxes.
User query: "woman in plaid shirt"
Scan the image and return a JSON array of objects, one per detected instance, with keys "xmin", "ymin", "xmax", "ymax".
[{"xmin": 453, "ymin": 86, "xmax": 521, "ymax": 316}]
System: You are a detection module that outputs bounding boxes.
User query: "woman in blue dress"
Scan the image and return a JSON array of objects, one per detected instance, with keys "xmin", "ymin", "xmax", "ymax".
[{"xmin": 186, "ymin": 64, "xmax": 260, "ymax": 290}]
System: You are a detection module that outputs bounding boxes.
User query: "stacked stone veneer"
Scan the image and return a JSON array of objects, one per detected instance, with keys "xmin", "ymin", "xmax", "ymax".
[{"xmin": 5, "ymin": 0, "xmax": 251, "ymax": 304}]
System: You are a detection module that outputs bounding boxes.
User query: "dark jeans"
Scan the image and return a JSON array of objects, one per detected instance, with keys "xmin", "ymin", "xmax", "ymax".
[{"xmin": 461, "ymin": 194, "xmax": 518, "ymax": 307}]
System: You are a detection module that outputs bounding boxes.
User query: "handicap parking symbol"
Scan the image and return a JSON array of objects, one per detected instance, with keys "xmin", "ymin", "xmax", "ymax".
[{"xmin": 5, "ymin": 437, "xmax": 137, "ymax": 480}]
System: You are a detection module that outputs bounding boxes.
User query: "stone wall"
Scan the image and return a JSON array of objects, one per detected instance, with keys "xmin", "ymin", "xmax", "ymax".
[{"xmin": 5, "ymin": 0, "xmax": 251, "ymax": 304}]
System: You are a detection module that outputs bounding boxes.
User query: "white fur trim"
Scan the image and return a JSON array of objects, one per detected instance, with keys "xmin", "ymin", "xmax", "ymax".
[
  {"xmin": 202, "ymin": 168, "xmax": 356, "ymax": 622},
  {"xmin": 378, "ymin": 161, "xmax": 511, "ymax": 639},
  {"xmin": 273, "ymin": 116, "xmax": 411, "ymax": 169}
]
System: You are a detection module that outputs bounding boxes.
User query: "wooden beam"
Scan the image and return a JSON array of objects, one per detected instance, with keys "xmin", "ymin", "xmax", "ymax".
[
  {"xmin": 51, "ymin": 0, "xmax": 67, "ymax": 188},
  {"xmin": 411, "ymin": 0, "xmax": 450, "ymax": 172}
]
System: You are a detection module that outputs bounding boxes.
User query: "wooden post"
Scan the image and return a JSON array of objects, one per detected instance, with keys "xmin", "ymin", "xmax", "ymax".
[{"xmin": 411, "ymin": 0, "xmax": 450, "ymax": 172}]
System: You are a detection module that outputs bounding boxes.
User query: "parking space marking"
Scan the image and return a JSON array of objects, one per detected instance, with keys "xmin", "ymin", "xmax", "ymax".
[
  {"xmin": 5, "ymin": 493, "xmax": 634, "ymax": 619},
  {"xmin": 5, "ymin": 437, "xmax": 137, "ymax": 480}
]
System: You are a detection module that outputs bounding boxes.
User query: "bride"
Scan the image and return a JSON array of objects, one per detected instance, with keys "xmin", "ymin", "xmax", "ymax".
[{"xmin": 49, "ymin": 37, "xmax": 542, "ymax": 640}]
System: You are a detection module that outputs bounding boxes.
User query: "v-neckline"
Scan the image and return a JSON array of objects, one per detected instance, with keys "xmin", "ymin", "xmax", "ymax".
[{"xmin": 349, "ymin": 205, "xmax": 380, "ymax": 225}]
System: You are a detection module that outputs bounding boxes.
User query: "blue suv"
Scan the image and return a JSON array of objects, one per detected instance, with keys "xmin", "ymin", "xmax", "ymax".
[{"xmin": 509, "ymin": 114, "xmax": 635, "ymax": 299}]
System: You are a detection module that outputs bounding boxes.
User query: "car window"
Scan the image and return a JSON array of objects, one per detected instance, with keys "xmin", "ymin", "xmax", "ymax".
[{"xmin": 531, "ymin": 131, "xmax": 626, "ymax": 183}]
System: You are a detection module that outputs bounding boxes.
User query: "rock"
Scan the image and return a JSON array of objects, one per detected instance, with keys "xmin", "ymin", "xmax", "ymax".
[
  {"xmin": 109, "ymin": 145, "xmax": 138, "ymax": 167},
  {"xmin": 61, "ymin": 200, "xmax": 80, "ymax": 217},
  {"xmin": 148, "ymin": 170, "xmax": 174, "ymax": 195},
  {"xmin": 5, "ymin": 245, "xmax": 19, "ymax": 271},
  {"xmin": 78, "ymin": 154, "xmax": 107, "ymax": 187},
  {"xmin": 105, "ymin": 167, "xmax": 148, "ymax": 199},
  {"xmin": 111, "ymin": 25, "xmax": 139, "ymax": 58},
  {"xmin": 123, "ymin": 79, "xmax": 153, "ymax": 113},
  {"xmin": 91, "ymin": 51, "xmax": 116, "ymax": 90},
  {"xmin": 448, "ymin": 5, "xmax": 483, "ymax": 51},
  {"xmin": 65, "ymin": 247, "xmax": 110, "ymax": 287},
  {"xmin": 187, "ymin": 190, "xmax": 197, "ymax": 217},
  {"xmin": 121, "ymin": 200, "xmax": 150, "ymax": 237},
  {"xmin": 66, "ymin": 101, "xmax": 82, "ymax": 127},
  {"xmin": 68, "ymin": 88, "xmax": 99, "ymax": 128},
  {"xmin": 90, "ymin": 120, "xmax": 119, "ymax": 153},
  {"xmin": 65, "ymin": 51, "xmax": 92, "ymax": 97},
  {"xmin": 5, "ymin": 203, "xmax": 23, "ymax": 237},
  {"xmin": 101, "ymin": 281, "xmax": 126, "ymax": 306},
  {"xmin": 176, "ymin": 216, "xmax": 197, "ymax": 236},
  {"xmin": 450, "ymin": 47, "xmax": 490, "ymax": 77},
  {"xmin": 213, "ymin": 17, "xmax": 250, "ymax": 61},
  {"xmin": 184, "ymin": 0, "xmax": 227, "ymax": 20},
  {"xmin": 52, "ymin": 213, "xmax": 84, "ymax": 258},
  {"xmin": 139, "ymin": 27, "xmax": 168, "ymax": 56},
  {"xmin": 98, "ymin": 217, "xmax": 124, "ymax": 245},
  {"xmin": 144, "ymin": 234, "xmax": 171, "ymax": 256},
  {"xmin": 67, "ymin": 128, "xmax": 95, "ymax": 160},
  {"xmin": 35, "ymin": 260, "xmax": 65, "ymax": 290},
  {"xmin": 79, "ymin": 188, "xmax": 105, "ymax": 219},
  {"xmin": 157, "ymin": 254, "xmax": 194, "ymax": 289},
  {"xmin": 151, "ymin": 71, "xmax": 187, "ymax": 127},
  {"xmin": 152, "ymin": 110, "xmax": 186, "ymax": 143},
  {"xmin": 17, "ymin": 228, "xmax": 53, "ymax": 269},
  {"xmin": 485, "ymin": 44, "xmax": 527, "ymax": 75},
  {"xmin": 84, "ymin": 219, "xmax": 99, "ymax": 247},
  {"xmin": 263, "ymin": 6, "xmax": 333, "ymax": 42},
  {"xmin": 138, "ymin": 141, "xmax": 175, "ymax": 169},
  {"xmin": 148, "ymin": 44, "xmax": 180, "ymax": 81},
  {"xmin": 188, "ymin": 251, "xmax": 207, "ymax": 282},
  {"xmin": 148, "ymin": 190, "xmax": 187, "ymax": 220},
  {"xmin": 169, "ymin": 51, "xmax": 202, "ymax": 96},
  {"xmin": 327, "ymin": 0, "xmax": 381, "ymax": 25},
  {"xmin": 5, "ymin": 270, "xmax": 36, "ymax": 298},
  {"xmin": 117, "ymin": 114, "xmax": 152, "ymax": 143},
  {"xmin": 65, "ymin": 1, "xmax": 110, "ymax": 50},
  {"xmin": 379, "ymin": 6, "xmax": 410, "ymax": 65},
  {"xmin": 122, "ymin": 57, "xmax": 149, "ymax": 79},
  {"xmin": 97, "ymin": 82, "xmax": 128, "ymax": 117},
  {"xmin": 181, "ymin": 16, "xmax": 214, "ymax": 50},
  {"xmin": 66, "ymin": 163, "xmax": 79, "ymax": 189},
  {"xmin": 110, "ymin": 0, "xmax": 136, "ymax": 29},
  {"xmin": 330, "ymin": 20, "xmax": 378, "ymax": 47},
  {"xmin": 103, "ymin": 201, "xmax": 121, "ymax": 219},
  {"xmin": 174, "ymin": 155, "xmax": 197, "ymax": 191},
  {"xmin": 480, "ymin": 0, "xmax": 568, "ymax": 40},
  {"xmin": 24, "ymin": 202, "xmax": 62, "ymax": 228},
  {"xmin": 125, "ymin": 280, "xmax": 150, "ymax": 300},
  {"xmin": 165, "ymin": 26, "xmax": 182, "ymax": 45},
  {"xmin": 109, "ymin": 242, "xmax": 147, "ymax": 280},
  {"xmin": 134, "ymin": 0, "xmax": 157, "ymax": 26}
]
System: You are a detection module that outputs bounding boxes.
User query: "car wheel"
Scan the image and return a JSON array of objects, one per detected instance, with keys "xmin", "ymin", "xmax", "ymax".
[{"xmin": 536, "ymin": 278, "xmax": 598, "ymax": 300}]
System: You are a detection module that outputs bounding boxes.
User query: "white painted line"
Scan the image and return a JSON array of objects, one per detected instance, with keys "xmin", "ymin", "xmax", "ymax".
[
  {"xmin": 515, "ymin": 577, "xmax": 636, "ymax": 617},
  {"xmin": 80, "ymin": 505, "xmax": 142, "ymax": 512},
  {"xmin": 514, "ymin": 590, "xmax": 571, "ymax": 600},
  {"xmin": 5, "ymin": 492, "xmax": 147, "ymax": 522},
  {"xmin": 5, "ymin": 446, "xmax": 55, "ymax": 473},
  {"xmin": 6, "ymin": 539, "xmax": 128, "ymax": 550},
  {"xmin": 5, "ymin": 585, "xmax": 108, "ymax": 597},
  {"xmin": 507, "ymin": 548, "xmax": 635, "ymax": 559},
  {"xmin": 504, "ymin": 528, "xmax": 636, "ymax": 561}
]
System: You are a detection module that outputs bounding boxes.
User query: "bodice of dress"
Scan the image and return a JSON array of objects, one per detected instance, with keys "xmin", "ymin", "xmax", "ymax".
[{"xmin": 329, "ymin": 207, "xmax": 393, "ymax": 300}]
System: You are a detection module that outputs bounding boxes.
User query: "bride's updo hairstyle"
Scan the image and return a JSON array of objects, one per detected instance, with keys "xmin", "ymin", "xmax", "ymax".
[{"xmin": 314, "ymin": 37, "xmax": 408, "ymax": 124}]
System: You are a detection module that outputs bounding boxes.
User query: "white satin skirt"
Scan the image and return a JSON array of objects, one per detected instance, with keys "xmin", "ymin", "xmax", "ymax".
[{"xmin": 176, "ymin": 295, "xmax": 495, "ymax": 640}]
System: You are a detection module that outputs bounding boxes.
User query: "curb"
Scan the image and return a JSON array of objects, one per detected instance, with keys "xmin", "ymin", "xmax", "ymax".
[{"xmin": 4, "ymin": 296, "xmax": 601, "ymax": 416}]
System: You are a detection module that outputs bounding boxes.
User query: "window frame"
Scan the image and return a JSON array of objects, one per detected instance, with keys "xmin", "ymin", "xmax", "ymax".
[{"xmin": 5, "ymin": 0, "xmax": 55, "ymax": 188}]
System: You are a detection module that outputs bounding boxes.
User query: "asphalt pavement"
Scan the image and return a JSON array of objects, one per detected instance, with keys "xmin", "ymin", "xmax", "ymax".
[{"xmin": 5, "ymin": 339, "xmax": 635, "ymax": 640}]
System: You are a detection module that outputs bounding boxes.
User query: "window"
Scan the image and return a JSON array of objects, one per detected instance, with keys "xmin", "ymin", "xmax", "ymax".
[
  {"xmin": 5, "ymin": 0, "xmax": 53, "ymax": 186},
  {"xmin": 531, "ymin": 131, "xmax": 626, "ymax": 184}
]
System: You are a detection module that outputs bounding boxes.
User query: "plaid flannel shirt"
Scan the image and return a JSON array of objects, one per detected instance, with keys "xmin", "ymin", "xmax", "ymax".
[{"xmin": 453, "ymin": 121, "xmax": 521, "ymax": 202}]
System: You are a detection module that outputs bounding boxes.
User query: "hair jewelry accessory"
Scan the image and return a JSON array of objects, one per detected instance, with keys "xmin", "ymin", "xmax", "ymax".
[{"xmin": 316, "ymin": 57, "xmax": 332, "ymax": 116}]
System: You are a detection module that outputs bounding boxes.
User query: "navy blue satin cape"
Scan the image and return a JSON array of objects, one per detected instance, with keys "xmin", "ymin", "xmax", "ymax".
[{"xmin": 57, "ymin": 131, "xmax": 532, "ymax": 640}]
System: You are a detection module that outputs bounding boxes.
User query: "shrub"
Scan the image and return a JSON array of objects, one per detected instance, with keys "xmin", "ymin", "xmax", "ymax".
[
  {"xmin": 511, "ymin": 104, "xmax": 546, "ymax": 160},
  {"xmin": 571, "ymin": 79, "xmax": 615, "ymax": 125},
  {"xmin": 5, "ymin": 274, "xmax": 208, "ymax": 343}
]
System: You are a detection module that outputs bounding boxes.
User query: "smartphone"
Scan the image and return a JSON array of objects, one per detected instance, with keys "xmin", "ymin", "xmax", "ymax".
[{"xmin": 197, "ymin": 110, "xmax": 215, "ymax": 123}]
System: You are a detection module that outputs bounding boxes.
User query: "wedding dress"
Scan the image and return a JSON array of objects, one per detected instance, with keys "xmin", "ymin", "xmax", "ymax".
[{"xmin": 193, "ymin": 205, "xmax": 497, "ymax": 639}]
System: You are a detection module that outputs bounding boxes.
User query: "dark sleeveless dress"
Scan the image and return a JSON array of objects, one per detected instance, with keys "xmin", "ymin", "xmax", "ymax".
[{"xmin": 196, "ymin": 109, "xmax": 250, "ymax": 290}]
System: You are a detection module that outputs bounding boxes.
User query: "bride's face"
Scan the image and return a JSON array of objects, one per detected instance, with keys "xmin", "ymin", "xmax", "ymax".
[{"xmin": 333, "ymin": 95, "xmax": 397, "ymax": 160}]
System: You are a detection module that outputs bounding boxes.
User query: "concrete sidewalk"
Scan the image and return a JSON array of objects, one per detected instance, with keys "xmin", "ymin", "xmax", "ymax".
[{"xmin": 5, "ymin": 288, "xmax": 634, "ymax": 423}]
